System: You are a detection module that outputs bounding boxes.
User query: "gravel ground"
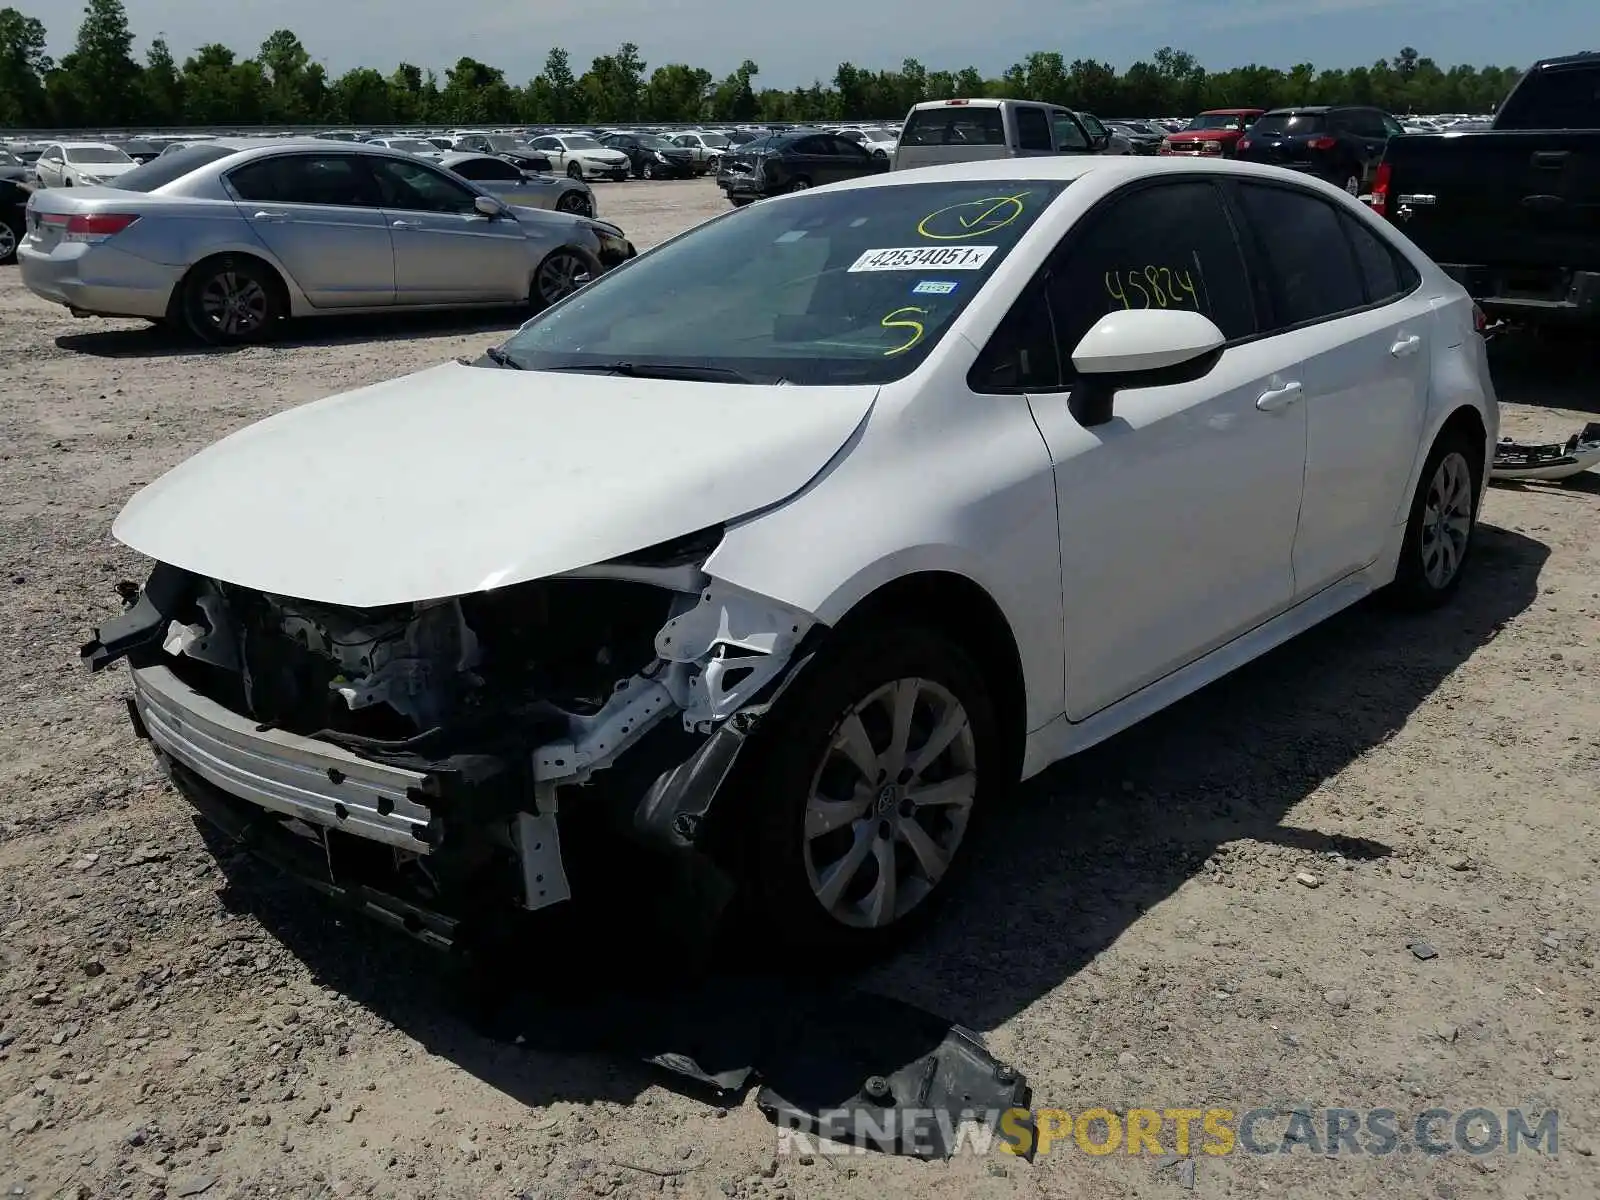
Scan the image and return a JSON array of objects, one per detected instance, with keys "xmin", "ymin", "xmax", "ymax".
[{"xmin": 1, "ymin": 177, "xmax": 1597, "ymax": 1200}]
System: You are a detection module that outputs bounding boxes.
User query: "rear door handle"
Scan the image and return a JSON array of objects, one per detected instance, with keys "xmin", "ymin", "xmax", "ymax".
[
  {"xmin": 1390, "ymin": 334, "xmax": 1422, "ymax": 357},
  {"xmin": 1531, "ymin": 150, "xmax": 1570, "ymax": 168},
  {"xmin": 251, "ymin": 210, "xmax": 289, "ymax": 222},
  {"xmin": 391, "ymin": 219, "xmax": 420, "ymax": 229},
  {"xmin": 1256, "ymin": 382, "xmax": 1303, "ymax": 412}
]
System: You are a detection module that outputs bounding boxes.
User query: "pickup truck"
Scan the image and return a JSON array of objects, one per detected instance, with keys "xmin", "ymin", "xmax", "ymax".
[{"xmin": 1371, "ymin": 52, "xmax": 1600, "ymax": 327}]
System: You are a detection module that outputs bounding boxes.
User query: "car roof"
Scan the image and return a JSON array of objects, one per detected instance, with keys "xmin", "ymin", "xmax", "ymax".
[
  {"xmin": 1201, "ymin": 107, "xmax": 1265, "ymax": 115},
  {"xmin": 1261, "ymin": 105, "xmax": 1333, "ymax": 115},
  {"xmin": 55, "ymin": 140, "xmax": 122, "ymax": 149},
  {"xmin": 800, "ymin": 154, "xmax": 1365, "ymax": 196}
]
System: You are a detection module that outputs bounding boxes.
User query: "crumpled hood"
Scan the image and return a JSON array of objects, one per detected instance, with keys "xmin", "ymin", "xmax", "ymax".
[
  {"xmin": 113, "ymin": 361, "xmax": 877, "ymax": 608},
  {"xmin": 579, "ymin": 149, "xmax": 630, "ymax": 164}
]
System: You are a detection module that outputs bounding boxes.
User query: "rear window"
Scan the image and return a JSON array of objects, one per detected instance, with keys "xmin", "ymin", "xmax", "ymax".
[
  {"xmin": 1495, "ymin": 64, "xmax": 1600, "ymax": 129},
  {"xmin": 899, "ymin": 106, "xmax": 1006, "ymax": 147},
  {"xmin": 1250, "ymin": 112, "xmax": 1326, "ymax": 136},
  {"xmin": 109, "ymin": 144, "xmax": 237, "ymax": 192},
  {"xmin": 500, "ymin": 178, "xmax": 1070, "ymax": 385}
]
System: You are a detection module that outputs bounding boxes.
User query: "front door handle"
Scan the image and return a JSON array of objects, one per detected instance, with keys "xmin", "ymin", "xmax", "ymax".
[
  {"xmin": 1256, "ymin": 382, "xmax": 1303, "ymax": 412},
  {"xmin": 1531, "ymin": 150, "xmax": 1569, "ymax": 168},
  {"xmin": 251, "ymin": 210, "xmax": 289, "ymax": 222},
  {"xmin": 1390, "ymin": 334, "xmax": 1422, "ymax": 357},
  {"xmin": 391, "ymin": 219, "xmax": 421, "ymax": 229}
]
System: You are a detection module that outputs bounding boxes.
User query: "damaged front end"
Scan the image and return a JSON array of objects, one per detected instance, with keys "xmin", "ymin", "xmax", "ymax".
[{"xmin": 83, "ymin": 528, "xmax": 818, "ymax": 946}]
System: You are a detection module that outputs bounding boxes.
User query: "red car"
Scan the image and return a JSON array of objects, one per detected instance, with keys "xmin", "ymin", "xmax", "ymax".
[{"xmin": 1159, "ymin": 109, "xmax": 1265, "ymax": 158}]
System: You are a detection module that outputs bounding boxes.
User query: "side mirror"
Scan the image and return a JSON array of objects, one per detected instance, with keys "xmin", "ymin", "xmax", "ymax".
[
  {"xmin": 474, "ymin": 194, "xmax": 506, "ymax": 218},
  {"xmin": 1091, "ymin": 132, "xmax": 1111, "ymax": 152},
  {"xmin": 1067, "ymin": 309, "xmax": 1225, "ymax": 427}
]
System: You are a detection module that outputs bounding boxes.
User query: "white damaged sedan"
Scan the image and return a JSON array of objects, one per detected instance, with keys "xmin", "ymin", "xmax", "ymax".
[{"xmin": 84, "ymin": 156, "xmax": 1497, "ymax": 955}]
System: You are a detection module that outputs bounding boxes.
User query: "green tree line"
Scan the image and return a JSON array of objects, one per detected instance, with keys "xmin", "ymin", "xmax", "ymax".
[{"xmin": 1, "ymin": 1, "xmax": 1525, "ymax": 130}]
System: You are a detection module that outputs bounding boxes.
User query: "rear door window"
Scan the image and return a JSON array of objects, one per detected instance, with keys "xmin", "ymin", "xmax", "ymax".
[
  {"xmin": 1250, "ymin": 112, "xmax": 1327, "ymax": 137},
  {"xmin": 1015, "ymin": 107, "xmax": 1053, "ymax": 151},
  {"xmin": 899, "ymin": 106, "xmax": 1006, "ymax": 147},
  {"xmin": 1340, "ymin": 212, "xmax": 1409, "ymax": 304},
  {"xmin": 1234, "ymin": 182, "xmax": 1366, "ymax": 327},
  {"xmin": 228, "ymin": 154, "xmax": 378, "ymax": 207}
]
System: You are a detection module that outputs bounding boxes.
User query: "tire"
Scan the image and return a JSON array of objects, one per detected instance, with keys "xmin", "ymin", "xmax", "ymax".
[
  {"xmin": 786, "ymin": 177, "xmax": 811, "ymax": 192},
  {"xmin": 1386, "ymin": 430, "xmax": 1482, "ymax": 610},
  {"xmin": 729, "ymin": 623, "xmax": 1002, "ymax": 958},
  {"xmin": 1342, "ymin": 173, "xmax": 1361, "ymax": 196},
  {"xmin": 555, "ymin": 190, "xmax": 593, "ymax": 217},
  {"xmin": 530, "ymin": 248, "xmax": 589, "ymax": 311},
  {"xmin": 729, "ymin": 197, "xmax": 753, "ymax": 208},
  {"xmin": 566, "ymin": 161, "xmax": 584, "ymax": 180},
  {"xmin": 0, "ymin": 217, "xmax": 17, "ymax": 266},
  {"xmin": 179, "ymin": 255, "xmax": 282, "ymax": 345},
  {"xmin": 642, "ymin": 160, "xmax": 657, "ymax": 180}
]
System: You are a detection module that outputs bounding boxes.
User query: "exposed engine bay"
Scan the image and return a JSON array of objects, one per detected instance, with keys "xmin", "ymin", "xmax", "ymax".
[{"xmin": 83, "ymin": 532, "xmax": 819, "ymax": 941}]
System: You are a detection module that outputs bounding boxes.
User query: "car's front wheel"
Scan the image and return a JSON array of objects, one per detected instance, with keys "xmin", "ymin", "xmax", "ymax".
[
  {"xmin": 555, "ymin": 190, "xmax": 593, "ymax": 217},
  {"xmin": 566, "ymin": 161, "xmax": 584, "ymax": 180},
  {"xmin": 732, "ymin": 624, "xmax": 1000, "ymax": 957},
  {"xmin": 531, "ymin": 248, "xmax": 589, "ymax": 311},
  {"xmin": 1388, "ymin": 430, "xmax": 1482, "ymax": 608}
]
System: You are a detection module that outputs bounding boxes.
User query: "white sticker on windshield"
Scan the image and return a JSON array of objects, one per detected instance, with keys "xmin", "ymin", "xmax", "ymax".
[
  {"xmin": 848, "ymin": 245, "xmax": 997, "ymax": 273},
  {"xmin": 774, "ymin": 230, "xmax": 807, "ymax": 243}
]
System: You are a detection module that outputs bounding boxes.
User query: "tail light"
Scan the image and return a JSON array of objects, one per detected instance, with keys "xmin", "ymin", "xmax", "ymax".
[
  {"xmin": 1306, "ymin": 136, "xmax": 1337, "ymax": 151},
  {"xmin": 1369, "ymin": 161, "xmax": 1392, "ymax": 217},
  {"xmin": 1237, "ymin": 138, "xmax": 1252, "ymax": 151},
  {"xmin": 1472, "ymin": 304, "xmax": 1488, "ymax": 335},
  {"xmin": 945, "ymin": 99, "xmax": 970, "ymax": 105},
  {"xmin": 1158, "ymin": 138, "xmax": 1172, "ymax": 154},
  {"xmin": 50, "ymin": 213, "xmax": 140, "ymax": 243}
]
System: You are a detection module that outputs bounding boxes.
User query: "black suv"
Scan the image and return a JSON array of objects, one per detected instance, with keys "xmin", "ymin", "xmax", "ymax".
[
  {"xmin": 598, "ymin": 132, "xmax": 697, "ymax": 179},
  {"xmin": 716, "ymin": 129, "xmax": 890, "ymax": 206},
  {"xmin": 1235, "ymin": 105, "xmax": 1405, "ymax": 195}
]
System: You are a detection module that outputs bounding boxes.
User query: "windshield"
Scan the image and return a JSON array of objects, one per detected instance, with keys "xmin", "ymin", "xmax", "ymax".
[
  {"xmin": 388, "ymin": 139, "xmax": 437, "ymax": 153},
  {"xmin": 500, "ymin": 179, "xmax": 1068, "ymax": 386},
  {"xmin": 485, "ymin": 136, "xmax": 521, "ymax": 151},
  {"xmin": 699, "ymin": 133, "xmax": 729, "ymax": 146},
  {"xmin": 1250, "ymin": 112, "xmax": 1325, "ymax": 136},
  {"xmin": 112, "ymin": 144, "xmax": 236, "ymax": 192},
  {"xmin": 1186, "ymin": 113, "xmax": 1246, "ymax": 131},
  {"xmin": 67, "ymin": 146, "xmax": 133, "ymax": 164},
  {"xmin": 637, "ymin": 134, "xmax": 674, "ymax": 150},
  {"xmin": 562, "ymin": 136, "xmax": 602, "ymax": 150}
]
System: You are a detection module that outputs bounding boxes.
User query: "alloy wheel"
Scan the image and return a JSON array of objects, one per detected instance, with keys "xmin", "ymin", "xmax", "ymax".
[
  {"xmin": 802, "ymin": 677, "xmax": 977, "ymax": 929},
  {"xmin": 535, "ymin": 250, "xmax": 587, "ymax": 307},
  {"xmin": 556, "ymin": 191, "xmax": 593, "ymax": 217},
  {"xmin": 198, "ymin": 270, "xmax": 268, "ymax": 338},
  {"xmin": 0, "ymin": 220, "xmax": 16, "ymax": 263},
  {"xmin": 1420, "ymin": 450, "xmax": 1473, "ymax": 589},
  {"xmin": 1344, "ymin": 174, "xmax": 1361, "ymax": 195}
]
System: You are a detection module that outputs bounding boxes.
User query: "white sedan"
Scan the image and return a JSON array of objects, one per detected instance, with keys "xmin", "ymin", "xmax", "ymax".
[
  {"xmin": 83, "ymin": 157, "xmax": 1496, "ymax": 958},
  {"xmin": 33, "ymin": 141, "xmax": 139, "ymax": 188},
  {"xmin": 525, "ymin": 134, "xmax": 633, "ymax": 182}
]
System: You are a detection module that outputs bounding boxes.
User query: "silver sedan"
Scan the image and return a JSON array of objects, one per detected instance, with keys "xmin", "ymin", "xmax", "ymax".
[
  {"xmin": 436, "ymin": 152, "xmax": 596, "ymax": 217},
  {"xmin": 17, "ymin": 138, "xmax": 635, "ymax": 345}
]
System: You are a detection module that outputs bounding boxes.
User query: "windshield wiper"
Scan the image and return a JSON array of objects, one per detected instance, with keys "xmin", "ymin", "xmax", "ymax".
[
  {"xmin": 481, "ymin": 345, "xmax": 524, "ymax": 370},
  {"xmin": 556, "ymin": 361, "xmax": 756, "ymax": 384}
]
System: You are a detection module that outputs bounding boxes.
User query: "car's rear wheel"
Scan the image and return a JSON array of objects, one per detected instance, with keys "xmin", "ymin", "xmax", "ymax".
[
  {"xmin": 730, "ymin": 624, "xmax": 1000, "ymax": 957},
  {"xmin": 566, "ymin": 161, "xmax": 583, "ymax": 180},
  {"xmin": 556, "ymin": 190, "xmax": 593, "ymax": 217},
  {"xmin": 1388, "ymin": 431, "xmax": 1482, "ymax": 609},
  {"xmin": 0, "ymin": 217, "xmax": 17, "ymax": 265},
  {"xmin": 180, "ymin": 255, "xmax": 282, "ymax": 345},
  {"xmin": 531, "ymin": 249, "xmax": 588, "ymax": 311},
  {"xmin": 787, "ymin": 177, "xmax": 811, "ymax": 192},
  {"xmin": 641, "ymin": 160, "xmax": 658, "ymax": 180}
]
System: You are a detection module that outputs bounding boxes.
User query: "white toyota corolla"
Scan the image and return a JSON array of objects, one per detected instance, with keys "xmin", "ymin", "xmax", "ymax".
[{"xmin": 83, "ymin": 156, "xmax": 1497, "ymax": 957}]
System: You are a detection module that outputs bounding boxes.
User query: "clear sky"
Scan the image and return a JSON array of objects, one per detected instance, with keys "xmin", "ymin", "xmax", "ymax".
[{"xmin": 22, "ymin": 0, "xmax": 1595, "ymax": 86}]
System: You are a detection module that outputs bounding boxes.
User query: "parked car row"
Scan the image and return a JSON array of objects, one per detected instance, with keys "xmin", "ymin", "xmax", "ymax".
[{"xmin": 13, "ymin": 139, "xmax": 636, "ymax": 343}]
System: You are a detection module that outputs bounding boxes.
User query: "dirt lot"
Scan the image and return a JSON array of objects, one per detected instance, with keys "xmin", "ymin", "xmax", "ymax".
[{"xmin": 1, "ymin": 177, "xmax": 1597, "ymax": 1200}]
